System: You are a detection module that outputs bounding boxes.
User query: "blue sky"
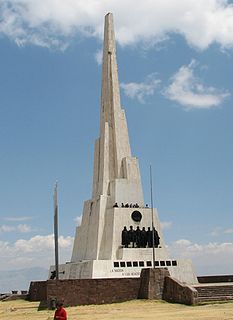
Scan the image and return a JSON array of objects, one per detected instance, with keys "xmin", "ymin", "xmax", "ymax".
[{"xmin": 0, "ymin": 0, "xmax": 233, "ymax": 284}]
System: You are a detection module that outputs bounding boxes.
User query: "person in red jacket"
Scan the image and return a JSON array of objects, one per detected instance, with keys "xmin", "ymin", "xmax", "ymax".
[{"xmin": 54, "ymin": 301, "xmax": 67, "ymax": 320}]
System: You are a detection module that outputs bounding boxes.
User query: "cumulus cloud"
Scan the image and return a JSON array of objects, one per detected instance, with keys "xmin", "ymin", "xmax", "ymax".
[
  {"xmin": 121, "ymin": 74, "xmax": 161, "ymax": 103},
  {"xmin": 169, "ymin": 239, "xmax": 233, "ymax": 274},
  {"xmin": 161, "ymin": 221, "xmax": 173, "ymax": 230},
  {"xmin": 17, "ymin": 224, "xmax": 32, "ymax": 233},
  {"xmin": 1, "ymin": 1, "xmax": 233, "ymax": 49},
  {"xmin": 15, "ymin": 234, "xmax": 73, "ymax": 252},
  {"xmin": 0, "ymin": 234, "xmax": 74, "ymax": 270},
  {"xmin": 164, "ymin": 60, "xmax": 229, "ymax": 109},
  {"xmin": 0, "ymin": 224, "xmax": 32, "ymax": 233},
  {"xmin": 0, "ymin": 225, "xmax": 15, "ymax": 233}
]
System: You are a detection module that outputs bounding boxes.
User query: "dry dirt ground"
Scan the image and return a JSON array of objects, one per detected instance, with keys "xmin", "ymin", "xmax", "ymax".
[{"xmin": 1, "ymin": 299, "xmax": 233, "ymax": 320}]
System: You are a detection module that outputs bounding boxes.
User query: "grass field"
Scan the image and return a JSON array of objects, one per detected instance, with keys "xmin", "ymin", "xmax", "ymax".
[{"xmin": 1, "ymin": 299, "xmax": 233, "ymax": 320}]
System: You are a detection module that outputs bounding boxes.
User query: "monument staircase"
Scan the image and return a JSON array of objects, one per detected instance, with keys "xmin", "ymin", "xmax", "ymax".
[
  {"xmin": 194, "ymin": 283, "xmax": 233, "ymax": 303},
  {"xmin": 194, "ymin": 275, "xmax": 233, "ymax": 303}
]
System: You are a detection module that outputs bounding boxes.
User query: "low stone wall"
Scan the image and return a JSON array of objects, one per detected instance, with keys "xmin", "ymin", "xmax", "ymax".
[
  {"xmin": 198, "ymin": 275, "xmax": 233, "ymax": 283},
  {"xmin": 46, "ymin": 278, "xmax": 141, "ymax": 306},
  {"xmin": 2, "ymin": 294, "xmax": 28, "ymax": 301},
  {"xmin": 163, "ymin": 276, "xmax": 198, "ymax": 305},
  {"xmin": 28, "ymin": 269, "xmax": 202, "ymax": 306},
  {"xmin": 28, "ymin": 281, "xmax": 47, "ymax": 301},
  {"xmin": 28, "ymin": 269, "xmax": 168, "ymax": 306}
]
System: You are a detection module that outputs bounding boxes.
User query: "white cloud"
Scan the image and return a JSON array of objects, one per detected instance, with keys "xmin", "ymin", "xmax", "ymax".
[
  {"xmin": 95, "ymin": 49, "xmax": 103, "ymax": 65},
  {"xmin": 210, "ymin": 227, "xmax": 223, "ymax": 236},
  {"xmin": 3, "ymin": 216, "xmax": 33, "ymax": 222},
  {"xmin": 210, "ymin": 226, "xmax": 233, "ymax": 236},
  {"xmin": 161, "ymin": 221, "xmax": 173, "ymax": 230},
  {"xmin": 74, "ymin": 215, "xmax": 82, "ymax": 226},
  {"xmin": 164, "ymin": 60, "xmax": 229, "ymax": 109},
  {"xmin": 0, "ymin": 234, "xmax": 74, "ymax": 270},
  {"xmin": 121, "ymin": 74, "xmax": 161, "ymax": 103},
  {"xmin": 174, "ymin": 239, "xmax": 192, "ymax": 246},
  {"xmin": 0, "ymin": 224, "xmax": 32, "ymax": 233},
  {"xmin": 1, "ymin": 1, "xmax": 233, "ymax": 49},
  {"xmin": 17, "ymin": 224, "xmax": 32, "ymax": 233},
  {"xmin": 0, "ymin": 225, "xmax": 15, "ymax": 233},
  {"xmin": 224, "ymin": 228, "xmax": 233, "ymax": 234},
  {"xmin": 15, "ymin": 234, "xmax": 73, "ymax": 252},
  {"xmin": 169, "ymin": 239, "xmax": 233, "ymax": 274}
]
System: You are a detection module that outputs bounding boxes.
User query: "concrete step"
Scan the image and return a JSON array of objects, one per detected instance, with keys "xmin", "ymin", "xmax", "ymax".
[
  {"xmin": 195, "ymin": 284, "xmax": 233, "ymax": 303},
  {"xmin": 198, "ymin": 296, "xmax": 233, "ymax": 302},
  {"xmin": 197, "ymin": 290, "xmax": 233, "ymax": 295}
]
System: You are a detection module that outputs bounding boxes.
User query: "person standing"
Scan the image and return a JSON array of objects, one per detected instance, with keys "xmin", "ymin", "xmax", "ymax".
[
  {"xmin": 135, "ymin": 226, "xmax": 141, "ymax": 248},
  {"xmin": 141, "ymin": 227, "xmax": 147, "ymax": 248},
  {"xmin": 153, "ymin": 227, "xmax": 160, "ymax": 248},
  {"xmin": 54, "ymin": 301, "xmax": 67, "ymax": 320},
  {"xmin": 128, "ymin": 226, "xmax": 136, "ymax": 248},
  {"xmin": 147, "ymin": 227, "xmax": 153, "ymax": 248},
  {"xmin": 121, "ymin": 226, "xmax": 129, "ymax": 248}
]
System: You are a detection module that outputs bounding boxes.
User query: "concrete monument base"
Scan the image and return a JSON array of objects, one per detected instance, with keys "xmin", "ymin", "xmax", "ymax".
[{"xmin": 49, "ymin": 258, "xmax": 197, "ymax": 284}]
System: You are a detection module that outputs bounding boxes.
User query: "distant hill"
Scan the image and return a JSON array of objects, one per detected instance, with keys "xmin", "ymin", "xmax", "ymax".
[{"xmin": 0, "ymin": 267, "xmax": 47, "ymax": 293}]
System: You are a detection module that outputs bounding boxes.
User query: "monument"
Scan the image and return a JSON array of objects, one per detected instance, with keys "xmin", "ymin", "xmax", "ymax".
[{"xmin": 49, "ymin": 13, "xmax": 197, "ymax": 284}]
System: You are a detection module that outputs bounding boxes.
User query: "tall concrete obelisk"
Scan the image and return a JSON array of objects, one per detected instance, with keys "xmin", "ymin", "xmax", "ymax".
[
  {"xmin": 71, "ymin": 12, "xmax": 146, "ymax": 264},
  {"xmin": 93, "ymin": 13, "xmax": 144, "ymax": 209},
  {"xmin": 50, "ymin": 13, "xmax": 197, "ymax": 284}
]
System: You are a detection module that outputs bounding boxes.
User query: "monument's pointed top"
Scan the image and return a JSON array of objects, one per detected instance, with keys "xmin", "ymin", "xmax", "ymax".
[
  {"xmin": 106, "ymin": 12, "xmax": 113, "ymax": 17},
  {"xmin": 103, "ymin": 12, "xmax": 116, "ymax": 56},
  {"xmin": 101, "ymin": 11, "xmax": 121, "ymax": 124},
  {"xmin": 92, "ymin": 12, "xmax": 142, "ymax": 197}
]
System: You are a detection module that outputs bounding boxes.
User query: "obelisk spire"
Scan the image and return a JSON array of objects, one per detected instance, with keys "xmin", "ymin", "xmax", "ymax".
[
  {"xmin": 101, "ymin": 12, "xmax": 121, "ymax": 124},
  {"xmin": 92, "ymin": 13, "xmax": 132, "ymax": 197}
]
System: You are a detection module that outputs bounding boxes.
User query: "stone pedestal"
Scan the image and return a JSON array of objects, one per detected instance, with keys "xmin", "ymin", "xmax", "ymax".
[{"xmin": 138, "ymin": 268, "xmax": 170, "ymax": 299}]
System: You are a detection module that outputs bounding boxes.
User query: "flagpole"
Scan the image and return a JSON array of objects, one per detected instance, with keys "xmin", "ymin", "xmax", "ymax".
[
  {"xmin": 150, "ymin": 165, "xmax": 155, "ymax": 269},
  {"xmin": 54, "ymin": 181, "xmax": 59, "ymax": 280}
]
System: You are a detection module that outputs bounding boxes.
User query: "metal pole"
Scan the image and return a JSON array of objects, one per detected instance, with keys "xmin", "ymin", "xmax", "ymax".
[
  {"xmin": 150, "ymin": 165, "xmax": 155, "ymax": 268},
  {"xmin": 54, "ymin": 181, "xmax": 59, "ymax": 280}
]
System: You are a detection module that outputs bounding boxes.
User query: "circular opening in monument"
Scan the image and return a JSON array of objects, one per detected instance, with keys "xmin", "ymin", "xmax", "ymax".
[{"xmin": 131, "ymin": 210, "xmax": 142, "ymax": 222}]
